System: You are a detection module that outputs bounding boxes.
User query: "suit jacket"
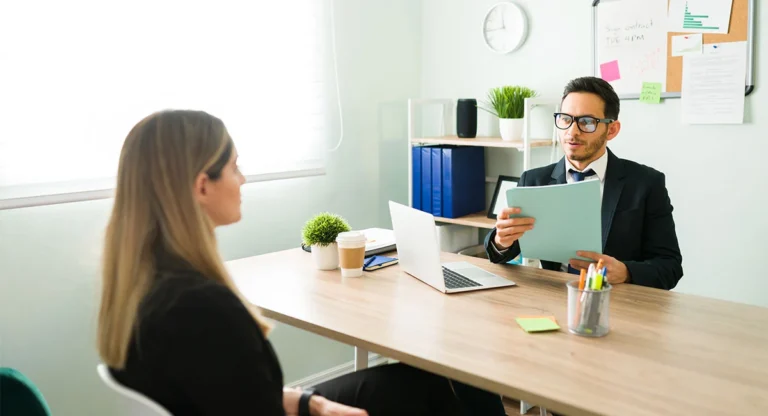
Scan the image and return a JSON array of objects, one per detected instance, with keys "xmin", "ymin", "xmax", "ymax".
[{"xmin": 484, "ymin": 149, "xmax": 683, "ymax": 290}]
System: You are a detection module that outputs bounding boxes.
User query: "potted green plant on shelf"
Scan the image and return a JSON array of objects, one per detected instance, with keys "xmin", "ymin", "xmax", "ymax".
[
  {"xmin": 302, "ymin": 212, "xmax": 351, "ymax": 270},
  {"xmin": 479, "ymin": 85, "xmax": 538, "ymax": 141}
]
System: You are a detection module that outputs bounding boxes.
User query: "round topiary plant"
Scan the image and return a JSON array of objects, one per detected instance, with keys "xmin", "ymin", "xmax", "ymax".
[{"xmin": 302, "ymin": 212, "xmax": 351, "ymax": 247}]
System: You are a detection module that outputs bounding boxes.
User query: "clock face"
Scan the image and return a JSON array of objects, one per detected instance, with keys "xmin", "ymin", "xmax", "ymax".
[{"xmin": 482, "ymin": 2, "xmax": 528, "ymax": 54}]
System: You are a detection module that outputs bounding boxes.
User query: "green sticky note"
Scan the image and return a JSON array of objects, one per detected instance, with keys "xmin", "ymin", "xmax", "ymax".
[
  {"xmin": 515, "ymin": 317, "xmax": 561, "ymax": 333},
  {"xmin": 640, "ymin": 82, "xmax": 662, "ymax": 104}
]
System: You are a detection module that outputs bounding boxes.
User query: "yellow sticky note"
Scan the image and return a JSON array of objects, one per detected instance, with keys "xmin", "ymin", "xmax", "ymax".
[
  {"xmin": 640, "ymin": 82, "xmax": 662, "ymax": 104},
  {"xmin": 515, "ymin": 317, "xmax": 560, "ymax": 333},
  {"xmin": 517, "ymin": 315, "xmax": 557, "ymax": 323}
]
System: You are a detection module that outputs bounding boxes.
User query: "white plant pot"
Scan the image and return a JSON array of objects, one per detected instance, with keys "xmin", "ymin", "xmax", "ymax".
[
  {"xmin": 312, "ymin": 243, "xmax": 339, "ymax": 270},
  {"xmin": 499, "ymin": 118, "xmax": 524, "ymax": 141}
]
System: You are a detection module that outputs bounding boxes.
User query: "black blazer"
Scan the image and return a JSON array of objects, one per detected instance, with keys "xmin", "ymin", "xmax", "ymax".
[
  {"xmin": 110, "ymin": 251, "xmax": 286, "ymax": 416},
  {"xmin": 484, "ymin": 149, "xmax": 683, "ymax": 290}
]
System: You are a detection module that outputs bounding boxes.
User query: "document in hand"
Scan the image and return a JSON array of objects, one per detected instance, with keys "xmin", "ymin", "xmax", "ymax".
[{"xmin": 506, "ymin": 180, "xmax": 602, "ymax": 264}]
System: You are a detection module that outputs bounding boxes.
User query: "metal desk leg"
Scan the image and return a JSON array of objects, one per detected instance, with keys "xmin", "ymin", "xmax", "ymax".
[
  {"xmin": 354, "ymin": 347, "xmax": 368, "ymax": 371},
  {"xmin": 520, "ymin": 401, "xmax": 548, "ymax": 415}
]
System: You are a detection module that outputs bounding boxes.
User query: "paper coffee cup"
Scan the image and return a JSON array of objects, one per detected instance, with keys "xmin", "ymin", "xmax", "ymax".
[{"xmin": 336, "ymin": 231, "xmax": 367, "ymax": 277}]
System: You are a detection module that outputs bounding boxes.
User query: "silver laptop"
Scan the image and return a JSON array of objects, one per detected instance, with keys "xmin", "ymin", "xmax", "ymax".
[{"xmin": 388, "ymin": 201, "xmax": 516, "ymax": 294}]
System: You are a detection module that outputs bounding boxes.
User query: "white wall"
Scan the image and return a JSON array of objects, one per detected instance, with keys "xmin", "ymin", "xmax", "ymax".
[
  {"xmin": 421, "ymin": 0, "xmax": 768, "ymax": 307},
  {"xmin": 0, "ymin": 1, "xmax": 421, "ymax": 414},
  {"xmin": 4, "ymin": 1, "xmax": 765, "ymax": 413}
]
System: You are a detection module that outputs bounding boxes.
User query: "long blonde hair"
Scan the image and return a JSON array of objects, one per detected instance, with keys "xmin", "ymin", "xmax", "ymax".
[{"xmin": 97, "ymin": 110, "xmax": 270, "ymax": 369}]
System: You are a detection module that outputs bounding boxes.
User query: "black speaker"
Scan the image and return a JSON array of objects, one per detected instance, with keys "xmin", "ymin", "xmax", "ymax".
[{"xmin": 456, "ymin": 99, "xmax": 477, "ymax": 138}]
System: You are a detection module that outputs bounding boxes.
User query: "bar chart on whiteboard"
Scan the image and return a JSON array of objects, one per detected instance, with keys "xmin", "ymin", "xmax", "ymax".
[{"xmin": 668, "ymin": 0, "xmax": 734, "ymax": 34}]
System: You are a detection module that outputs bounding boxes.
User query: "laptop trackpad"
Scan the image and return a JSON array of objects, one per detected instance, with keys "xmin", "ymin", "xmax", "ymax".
[{"xmin": 443, "ymin": 262, "xmax": 497, "ymax": 280}]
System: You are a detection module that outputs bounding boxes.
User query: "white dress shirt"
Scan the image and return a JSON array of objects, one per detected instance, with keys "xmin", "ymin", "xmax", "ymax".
[{"xmin": 564, "ymin": 149, "xmax": 608, "ymax": 200}]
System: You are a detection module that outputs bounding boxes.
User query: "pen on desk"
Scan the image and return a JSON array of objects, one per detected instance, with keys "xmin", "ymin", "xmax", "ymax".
[{"xmin": 363, "ymin": 257, "xmax": 374, "ymax": 268}]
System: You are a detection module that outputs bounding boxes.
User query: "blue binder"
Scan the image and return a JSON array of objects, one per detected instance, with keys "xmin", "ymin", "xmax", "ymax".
[
  {"xmin": 411, "ymin": 146, "xmax": 422, "ymax": 210},
  {"xmin": 420, "ymin": 147, "xmax": 432, "ymax": 213},
  {"xmin": 441, "ymin": 146, "xmax": 485, "ymax": 218},
  {"xmin": 431, "ymin": 147, "xmax": 442, "ymax": 216}
]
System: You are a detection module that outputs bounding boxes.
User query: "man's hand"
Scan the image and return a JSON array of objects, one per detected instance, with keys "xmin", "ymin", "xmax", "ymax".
[
  {"xmin": 569, "ymin": 251, "xmax": 629, "ymax": 284},
  {"xmin": 493, "ymin": 207, "xmax": 535, "ymax": 250}
]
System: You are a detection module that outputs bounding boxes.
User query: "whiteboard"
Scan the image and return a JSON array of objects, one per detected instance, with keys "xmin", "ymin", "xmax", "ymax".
[{"xmin": 592, "ymin": 0, "xmax": 669, "ymax": 97}]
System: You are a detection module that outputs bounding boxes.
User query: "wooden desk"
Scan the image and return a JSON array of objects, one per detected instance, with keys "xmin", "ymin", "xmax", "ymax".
[{"xmin": 226, "ymin": 249, "xmax": 768, "ymax": 416}]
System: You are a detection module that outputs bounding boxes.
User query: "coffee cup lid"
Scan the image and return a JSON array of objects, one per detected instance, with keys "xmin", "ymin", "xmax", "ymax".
[{"xmin": 336, "ymin": 231, "xmax": 366, "ymax": 244}]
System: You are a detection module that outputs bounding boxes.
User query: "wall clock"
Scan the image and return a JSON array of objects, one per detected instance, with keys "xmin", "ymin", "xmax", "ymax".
[{"xmin": 482, "ymin": 2, "xmax": 529, "ymax": 54}]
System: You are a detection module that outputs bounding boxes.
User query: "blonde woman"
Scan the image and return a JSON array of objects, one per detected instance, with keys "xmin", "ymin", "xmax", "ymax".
[{"xmin": 97, "ymin": 110, "xmax": 506, "ymax": 416}]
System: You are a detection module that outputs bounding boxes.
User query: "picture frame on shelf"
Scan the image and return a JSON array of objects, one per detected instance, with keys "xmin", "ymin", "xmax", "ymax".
[{"xmin": 487, "ymin": 175, "xmax": 520, "ymax": 219}]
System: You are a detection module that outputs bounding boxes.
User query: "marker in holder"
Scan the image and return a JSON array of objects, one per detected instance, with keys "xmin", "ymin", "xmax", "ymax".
[{"xmin": 567, "ymin": 280, "xmax": 611, "ymax": 337}]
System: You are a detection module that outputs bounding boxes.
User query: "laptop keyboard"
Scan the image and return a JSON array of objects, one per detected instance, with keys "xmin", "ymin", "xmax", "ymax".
[{"xmin": 442, "ymin": 267, "xmax": 482, "ymax": 289}]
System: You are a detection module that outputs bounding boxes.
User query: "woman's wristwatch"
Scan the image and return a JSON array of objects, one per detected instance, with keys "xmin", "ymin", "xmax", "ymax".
[{"xmin": 299, "ymin": 388, "xmax": 318, "ymax": 416}]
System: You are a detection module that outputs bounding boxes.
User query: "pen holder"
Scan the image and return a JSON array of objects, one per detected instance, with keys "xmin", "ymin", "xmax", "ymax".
[{"xmin": 567, "ymin": 280, "xmax": 611, "ymax": 337}]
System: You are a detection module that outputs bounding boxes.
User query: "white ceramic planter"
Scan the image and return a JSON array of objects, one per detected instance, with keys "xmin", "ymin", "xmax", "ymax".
[
  {"xmin": 312, "ymin": 243, "xmax": 339, "ymax": 270},
  {"xmin": 499, "ymin": 118, "xmax": 524, "ymax": 141}
]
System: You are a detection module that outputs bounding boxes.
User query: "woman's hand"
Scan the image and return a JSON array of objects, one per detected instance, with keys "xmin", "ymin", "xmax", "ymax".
[
  {"xmin": 283, "ymin": 387, "xmax": 302, "ymax": 415},
  {"xmin": 309, "ymin": 396, "xmax": 368, "ymax": 416},
  {"xmin": 284, "ymin": 387, "xmax": 368, "ymax": 416}
]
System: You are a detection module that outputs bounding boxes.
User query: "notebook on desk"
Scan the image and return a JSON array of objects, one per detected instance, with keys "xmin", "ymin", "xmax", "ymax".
[
  {"xmin": 360, "ymin": 228, "xmax": 397, "ymax": 255},
  {"xmin": 301, "ymin": 227, "xmax": 396, "ymax": 257}
]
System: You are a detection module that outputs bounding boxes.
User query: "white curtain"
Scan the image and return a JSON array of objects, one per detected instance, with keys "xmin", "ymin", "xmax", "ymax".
[{"xmin": 0, "ymin": 0, "xmax": 333, "ymax": 207}]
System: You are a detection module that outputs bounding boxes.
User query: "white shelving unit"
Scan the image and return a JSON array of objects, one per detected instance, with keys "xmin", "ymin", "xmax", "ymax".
[
  {"xmin": 406, "ymin": 97, "xmax": 561, "ymax": 230},
  {"xmin": 407, "ymin": 97, "xmax": 561, "ymax": 415}
]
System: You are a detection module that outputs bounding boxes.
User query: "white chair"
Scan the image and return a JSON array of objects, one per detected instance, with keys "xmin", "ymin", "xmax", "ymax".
[{"xmin": 96, "ymin": 364, "xmax": 173, "ymax": 416}]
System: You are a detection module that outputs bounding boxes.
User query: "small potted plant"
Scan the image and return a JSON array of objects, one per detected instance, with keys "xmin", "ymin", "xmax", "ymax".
[
  {"xmin": 478, "ymin": 85, "xmax": 538, "ymax": 141},
  {"xmin": 302, "ymin": 212, "xmax": 351, "ymax": 270}
]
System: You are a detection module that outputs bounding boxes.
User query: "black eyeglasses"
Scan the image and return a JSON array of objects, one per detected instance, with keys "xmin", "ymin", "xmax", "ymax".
[{"xmin": 553, "ymin": 113, "xmax": 614, "ymax": 133}]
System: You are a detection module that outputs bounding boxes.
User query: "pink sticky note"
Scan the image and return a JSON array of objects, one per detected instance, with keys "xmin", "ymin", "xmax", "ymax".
[{"xmin": 600, "ymin": 60, "xmax": 621, "ymax": 82}]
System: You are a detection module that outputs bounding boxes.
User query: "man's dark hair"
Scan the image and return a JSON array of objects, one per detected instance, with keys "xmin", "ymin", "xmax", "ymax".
[{"xmin": 562, "ymin": 76, "xmax": 620, "ymax": 120}]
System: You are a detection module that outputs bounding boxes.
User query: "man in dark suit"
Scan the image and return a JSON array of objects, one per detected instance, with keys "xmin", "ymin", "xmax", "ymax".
[{"xmin": 484, "ymin": 76, "xmax": 683, "ymax": 290}]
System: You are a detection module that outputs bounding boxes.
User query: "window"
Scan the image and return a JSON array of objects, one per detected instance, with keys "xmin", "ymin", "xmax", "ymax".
[{"xmin": 0, "ymin": 1, "xmax": 334, "ymax": 209}]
